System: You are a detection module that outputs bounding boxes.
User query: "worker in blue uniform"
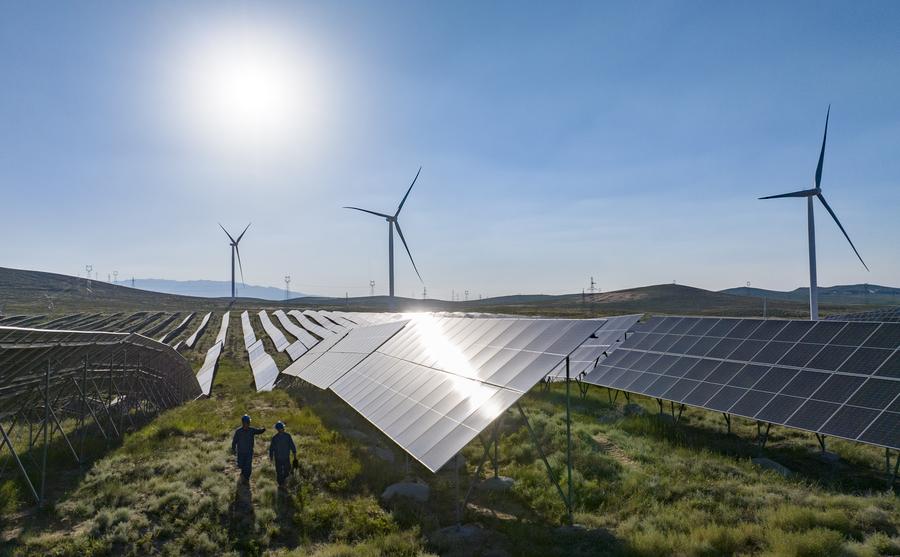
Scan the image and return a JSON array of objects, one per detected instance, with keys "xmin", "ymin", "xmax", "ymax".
[
  {"xmin": 268, "ymin": 421, "xmax": 297, "ymax": 487},
  {"xmin": 232, "ymin": 415, "xmax": 265, "ymax": 481}
]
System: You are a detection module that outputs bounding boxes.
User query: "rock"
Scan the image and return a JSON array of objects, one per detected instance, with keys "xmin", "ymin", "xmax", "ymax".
[
  {"xmin": 597, "ymin": 409, "xmax": 623, "ymax": 424},
  {"xmin": 382, "ymin": 480, "xmax": 430, "ymax": 503},
  {"xmin": 623, "ymin": 403, "xmax": 645, "ymax": 416},
  {"xmin": 480, "ymin": 476, "xmax": 515, "ymax": 492},
  {"xmin": 752, "ymin": 457, "xmax": 792, "ymax": 478},
  {"xmin": 818, "ymin": 451, "xmax": 841, "ymax": 464},
  {"xmin": 368, "ymin": 446, "xmax": 395, "ymax": 463}
]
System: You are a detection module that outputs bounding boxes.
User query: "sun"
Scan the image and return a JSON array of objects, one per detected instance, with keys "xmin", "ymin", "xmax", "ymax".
[{"xmin": 168, "ymin": 19, "xmax": 318, "ymax": 158}]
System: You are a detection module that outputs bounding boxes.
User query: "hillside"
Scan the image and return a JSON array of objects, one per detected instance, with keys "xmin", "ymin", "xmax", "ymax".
[
  {"xmin": 3, "ymin": 335, "xmax": 898, "ymax": 556},
  {"xmin": 722, "ymin": 284, "xmax": 900, "ymax": 306},
  {"xmin": 119, "ymin": 279, "xmax": 314, "ymax": 301},
  {"xmin": 0, "ymin": 266, "xmax": 869, "ymax": 318}
]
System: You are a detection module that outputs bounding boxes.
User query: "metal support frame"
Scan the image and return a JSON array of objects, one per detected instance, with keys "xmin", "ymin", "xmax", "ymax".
[
  {"xmin": 722, "ymin": 413, "xmax": 731, "ymax": 434},
  {"xmin": 885, "ymin": 448, "xmax": 899, "ymax": 489},
  {"xmin": 0, "ymin": 334, "xmax": 196, "ymax": 507},
  {"xmin": 815, "ymin": 433, "xmax": 827, "ymax": 453},
  {"xmin": 756, "ymin": 421, "xmax": 772, "ymax": 450},
  {"xmin": 459, "ymin": 415, "xmax": 504, "ymax": 528}
]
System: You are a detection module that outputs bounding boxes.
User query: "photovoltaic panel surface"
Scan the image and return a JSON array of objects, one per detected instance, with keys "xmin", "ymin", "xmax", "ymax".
[
  {"xmin": 215, "ymin": 312, "xmax": 230, "ymax": 345},
  {"xmin": 547, "ymin": 314, "xmax": 642, "ymax": 379},
  {"xmin": 293, "ymin": 320, "xmax": 408, "ymax": 389},
  {"xmin": 826, "ymin": 306, "xmax": 900, "ymax": 323},
  {"xmin": 281, "ymin": 331, "xmax": 348, "ymax": 377},
  {"xmin": 258, "ymin": 311, "xmax": 290, "ymax": 352},
  {"xmin": 288, "ymin": 310, "xmax": 335, "ymax": 338},
  {"xmin": 582, "ymin": 316, "xmax": 900, "ymax": 450},
  {"xmin": 184, "ymin": 312, "xmax": 212, "ymax": 349},
  {"xmin": 273, "ymin": 310, "xmax": 319, "ymax": 348},
  {"xmin": 240, "ymin": 311, "xmax": 256, "ymax": 350},
  {"xmin": 329, "ymin": 316, "xmax": 605, "ymax": 471}
]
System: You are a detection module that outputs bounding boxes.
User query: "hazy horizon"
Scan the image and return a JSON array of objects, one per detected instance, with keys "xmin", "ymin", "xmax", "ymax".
[{"xmin": 2, "ymin": 2, "xmax": 898, "ymax": 299}]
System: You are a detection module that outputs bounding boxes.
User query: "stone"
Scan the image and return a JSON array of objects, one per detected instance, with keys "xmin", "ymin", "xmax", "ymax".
[
  {"xmin": 480, "ymin": 476, "xmax": 515, "ymax": 492},
  {"xmin": 623, "ymin": 403, "xmax": 645, "ymax": 416},
  {"xmin": 382, "ymin": 480, "xmax": 430, "ymax": 503},
  {"xmin": 752, "ymin": 457, "xmax": 792, "ymax": 478}
]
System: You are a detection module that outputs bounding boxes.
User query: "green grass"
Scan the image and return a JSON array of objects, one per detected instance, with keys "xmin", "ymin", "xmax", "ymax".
[{"xmin": 3, "ymin": 349, "xmax": 899, "ymax": 556}]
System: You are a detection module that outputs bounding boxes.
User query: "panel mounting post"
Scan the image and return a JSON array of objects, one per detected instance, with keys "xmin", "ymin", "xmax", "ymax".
[{"xmin": 565, "ymin": 355, "xmax": 573, "ymax": 526}]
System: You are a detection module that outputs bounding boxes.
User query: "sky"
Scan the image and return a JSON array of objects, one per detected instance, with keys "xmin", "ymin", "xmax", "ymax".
[{"xmin": 1, "ymin": 1, "xmax": 898, "ymax": 299}]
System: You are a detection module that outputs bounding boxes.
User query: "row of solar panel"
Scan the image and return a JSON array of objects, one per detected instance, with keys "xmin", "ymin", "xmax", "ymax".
[{"xmin": 583, "ymin": 316, "xmax": 900, "ymax": 450}]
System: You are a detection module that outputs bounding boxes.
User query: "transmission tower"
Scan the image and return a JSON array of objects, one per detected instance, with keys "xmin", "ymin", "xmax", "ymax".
[
  {"xmin": 422, "ymin": 286, "xmax": 427, "ymax": 300},
  {"xmin": 369, "ymin": 280, "xmax": 375, "ymax": 297},
  {"xmin": 589, "ymin": 276, "xmax": 597, "ymax": 295},
  {"xmin": 85, "ymin": 265, "xmax": 93, "ymax": 290},
  {"xmin": 284, "ymin": 275, "xmax": 291, "ymax": 301},
  {"xmin": 113, "ymin": 270, "xmax": 118, "ymax": 284}
]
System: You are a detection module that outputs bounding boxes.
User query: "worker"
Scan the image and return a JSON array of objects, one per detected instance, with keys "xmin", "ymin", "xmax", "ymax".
[
  {"xmin": 231, "ymin": 415, "xmax": 265, "ymax": 481},
  {"xmin": 268, "ymin": 421, "xmax": 297, "ymax": 488}
]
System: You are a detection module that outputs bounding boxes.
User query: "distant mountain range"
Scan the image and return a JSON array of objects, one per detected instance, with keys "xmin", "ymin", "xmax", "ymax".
[
  {"xmin": 115, "ymin": 279, "xmax": 314, "ymax": 301},
  {"xmin": 720, "ymin": 284, "xmax": 900, "ymax": 306}
]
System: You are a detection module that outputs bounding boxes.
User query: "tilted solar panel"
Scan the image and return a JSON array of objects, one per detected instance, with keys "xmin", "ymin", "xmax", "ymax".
[
  {"xmin": 273, "ymin": 310, "xmax": 319, "ymax": 348},
  {"xmin": 240, "ymin": 311, "xmax": 256, "ymax": 350},
  {"xmin": 329, "ymin": 316, "xmax": 605, "ymax": 471},
  {"xmin": 184, "ymin": 312, "xmax": 212, "ymax": 349},
  {"xmin": 288, "ymin": 310, "xmax": 335, "ymax": 338},
  {"xmin": 582, "ymin": 316, "xmax": 900, "ymax": 450},
  {"xmin": 291, "ymin": 320, "xmax": 408, "ymax": 389},
  {"xmin": 214, "ymin": 312, "xmax": 230, "ymax": 345},
  {"xmin": 258, "ymin": 311, "xmax": 290, "ymax": 352}
]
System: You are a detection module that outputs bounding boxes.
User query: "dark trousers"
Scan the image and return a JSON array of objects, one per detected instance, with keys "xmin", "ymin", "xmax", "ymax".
[
  {"xmin": 237, "ymin": 452, "xmax": 253, "ymax": 479},
  {"xmin": 275, "ymin": 457, "xmax": 291, "ymax": 485}
]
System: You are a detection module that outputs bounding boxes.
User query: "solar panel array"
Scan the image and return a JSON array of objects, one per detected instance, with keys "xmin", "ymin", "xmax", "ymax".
[
  {"xmin": 583, "ymin": 316, "xmax": 900, "ymax": 450},
  {"xmin": 547, "ymin": 314, "xmax": 642, "ymax": 380},
  {"xmin": 289, "ymin": 310, "xmax": 335, "ymax": 338},
  {"xmin": 283, "ymin": 315, "xmax": 608, "ymax": 471},
  {"xmin": 160, "ymin": 312, "xmax": 195, "ymax": 345},
  {"xmin": 184, "ymin": 312, "xmax": 212, "ymax": 349},
  {"xmin": 288, "ymin": 320, "xmax": 409, "ymax": 389},
  {"xmin": 194, "ymin": 312, "xmax": 231, "ymax": 396},
  {"xmin": 826, "ymin": 306, "xmax": 900, "ymax": 323},
  {"xmin": 258, "ymin": 311, "xmax": 290, "ymax": 352},
  {"xmin": 240, "ymin": 311, "xmax": 279, "ymax": 392}
]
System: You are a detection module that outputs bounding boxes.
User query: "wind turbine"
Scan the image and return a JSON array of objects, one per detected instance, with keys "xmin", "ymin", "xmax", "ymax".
[
  {"xmin": 760, "ymin": 106, "xmax": 868, "ymax": 320},
  {"xmin": 219, "ymin": 223, "xmax": 251, "ymax": 299},
  {"xmin": 344, "ymin": 167, "xmax": 423, "ymax": 298}
]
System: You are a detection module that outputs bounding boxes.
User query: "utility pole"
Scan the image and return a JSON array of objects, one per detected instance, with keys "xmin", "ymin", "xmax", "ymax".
[
  {"xmin": 589, "ymin": 276, "xmax": 597, "ymax": 295},
  {"xmin": 131, "ymin": 276, "xmax": 135, "ymax": 288},
  {"xmin": 284, "ymin": 275, "xmax": 291, "ymax": 301}
]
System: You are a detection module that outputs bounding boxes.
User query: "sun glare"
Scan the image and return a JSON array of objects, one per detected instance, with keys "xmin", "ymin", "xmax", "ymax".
[{"xmin": 167, "ymin": 19, "xmax": 320, "ymax": 159}]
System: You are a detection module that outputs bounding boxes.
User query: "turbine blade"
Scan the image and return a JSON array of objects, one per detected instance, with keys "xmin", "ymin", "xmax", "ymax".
[
  {"xmin": 759, "ymin": 188, "xmax": 818, "ymax": 200},
  {"xmin": 394, "ymin": 220, "xmax": 422, "ymax": 282},
  {"xmin": 219, "ymin": 223, "xmax": 236, "ymax": 244},
  {"xmin": 236, "ymin": 222, "xmax": 251, "ymax": 244},
  {"xmin": 815, "ymin": 105, "xmax": 830, "ymax": 189},
  {"xmin": 344, "ymin": 206, "xmax": 391, "ymax": 219},
  {"xmin": 235, "ymin": 244, "xmax": 246, "ymax": 286},
  {"xmin": 395, "ymin": 166, "xmax": 421, "ymax": 217},
  {"xmin": 817, "ymin": 193, "xmax": 869, "ymax": 271}
]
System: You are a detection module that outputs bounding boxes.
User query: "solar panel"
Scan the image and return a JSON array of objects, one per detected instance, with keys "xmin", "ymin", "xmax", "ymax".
[
  {"xmin": 240, "ymin": 311, "xmax": 256, "ymax": 350},
  {"xmin": 291, "ymin": 320, "xmax": 408, "ymax": 389},
  {"xmin": 288, "ymin": 310, "xmax": 335, "ymax": 338},
  {"xmin": 273, "ymin": 310, "xmax": 319, "ymax": 348},
  {"xmin": 196, "ymin": 341, "xmax": 222, "ymax": 396},
  {"xmin": 281, "ymin": 331, "xmax": 349, "ymax": 378},
  {"xmin": 826, "ymin": 306, "xmax": 900, "ymax": 323},
  {"xmin": 184, "ymin": 312, "xmax": 212, "ymax": 349},
  {"xmin": 159, "ymin": 312, "xmax": 195, "ymax": 344},
  {"xmin": 258, "ymin": 311, "xmax": 290, "ymax": 352},
  {"xmin": 304, "ymin": 310, "xmax": 347, "ymax": 333},
  {"xmin": 546, "ymin": 314, "xmax": 641, "ymax": 380},
  {"xmin": 582, "ymin": 316, "xmax": 900, "ymax": 451},
  {"xmin": 327, "ymin": 315, "xmax": 605, "ymax": 471},
  {"xmin": 247, "ymin": 339, "xmax": 279, "ymax": 392},
  {"xmin": 214, "ymin": 312, "xmax": 230, "ymax": 345}
]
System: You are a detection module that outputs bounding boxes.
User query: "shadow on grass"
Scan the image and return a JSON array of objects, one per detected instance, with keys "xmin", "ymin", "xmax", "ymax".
[
  {"xmin": 227, "ymin": 478, "xmax": 258, "ymax": 554},
  {"xmin": 536, "ymin": 386, "xmax": 895, "ymax": 495}
]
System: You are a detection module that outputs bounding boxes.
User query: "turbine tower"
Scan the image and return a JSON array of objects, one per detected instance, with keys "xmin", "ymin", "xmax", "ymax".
[
  {"xmin": 344, "ymin": 167, "xmax": 423, "ymax": 298},
  {"xmin": 219, "ymin": 223, "xmax": 251, "ymax": 299},
  {"xmin": 760, "ymin": 106, "xmax": 868, "ymax": 320}
]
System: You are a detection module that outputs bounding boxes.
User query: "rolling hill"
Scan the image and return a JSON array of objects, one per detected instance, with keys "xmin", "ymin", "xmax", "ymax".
[
  {"xmin": 721, "ymin": 284, "xmax": 900, "ymax": 306},
  {"xmin": 0, "ymin": 266, "xmax": 873, "ymax": 318},
  {"xmin": 118, "ymin": 278, "xmax": 314, "ymax": 301}
]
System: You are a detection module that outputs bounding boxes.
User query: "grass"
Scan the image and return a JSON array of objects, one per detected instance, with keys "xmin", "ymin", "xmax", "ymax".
[{"xmin": 3, "ymin": 338, "xmax": 899, "ymax": 556}]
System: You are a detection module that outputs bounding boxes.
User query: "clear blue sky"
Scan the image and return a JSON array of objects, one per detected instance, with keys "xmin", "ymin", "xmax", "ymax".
[{"xmin": 1, "ymin": 1, "xmax": 897, "ymax": 298}]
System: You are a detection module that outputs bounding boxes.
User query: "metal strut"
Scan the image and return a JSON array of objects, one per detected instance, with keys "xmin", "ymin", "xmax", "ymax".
[{"xmin": 516, "ymin": 399, "xmax": 573, "ymax": 525}]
